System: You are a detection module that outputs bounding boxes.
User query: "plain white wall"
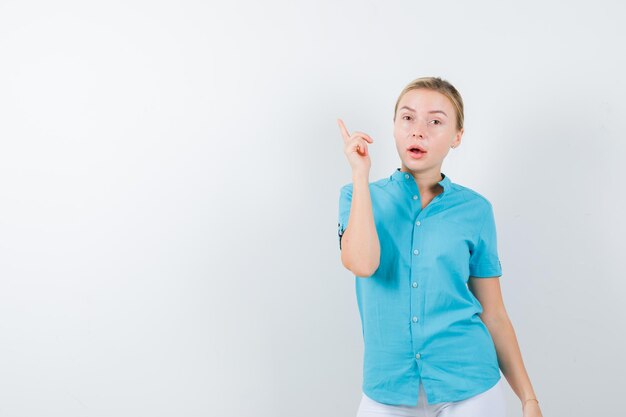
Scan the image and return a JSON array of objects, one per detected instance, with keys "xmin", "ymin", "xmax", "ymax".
[{"xmin": 0, "ymin": 1, "xmax": 624, "ymax": 416}]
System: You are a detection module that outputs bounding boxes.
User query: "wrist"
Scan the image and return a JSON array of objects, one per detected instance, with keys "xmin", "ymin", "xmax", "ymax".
[
  {"xmin": 352, "ymin": 171, "xmax": 370, "ymax": 183},
  {"xmin": 522, "ymin": 398, "xmax": 539, "ymax": 410}
]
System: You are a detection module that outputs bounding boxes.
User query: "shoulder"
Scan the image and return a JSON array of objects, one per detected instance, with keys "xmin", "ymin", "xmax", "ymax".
[
  {"xmin": 451, "ymin": 182, "xmax": 495, "ymax": 211},
  {"xmin": 339, "ymin": 175, "xmax": 392, "ymax": 195}
]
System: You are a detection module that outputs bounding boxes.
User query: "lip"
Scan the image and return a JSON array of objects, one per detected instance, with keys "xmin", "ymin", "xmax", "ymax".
[{"xmin": 407, "ymin": 148, "xmax": 427, "ymax": 159}]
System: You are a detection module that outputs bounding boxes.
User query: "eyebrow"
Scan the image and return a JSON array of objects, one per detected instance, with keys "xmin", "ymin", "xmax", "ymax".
[{"xmin": 399, "ymin": 106, "xmax": 448, "ymax": 117}]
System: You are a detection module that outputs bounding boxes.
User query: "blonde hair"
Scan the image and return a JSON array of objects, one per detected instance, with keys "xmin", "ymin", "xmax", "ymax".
[{"xmin": 393, "ymin": 76, "xmax": 464, "ymax": 132}]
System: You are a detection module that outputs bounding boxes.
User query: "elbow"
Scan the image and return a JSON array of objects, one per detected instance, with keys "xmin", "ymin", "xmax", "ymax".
[
  {"xmin": 342, "ymin": 256, "xmax": 380, "ymax": 278},
  {"xmin": 480, "ymin": 310, "xmax": 510, "ymax": 330},
  {"xmin": 355, "ymin": 263, "xmax": 379, "ymax": 278},
  {"xmin": 340, "ymin": 233, "xmax": 381, "ymax": 277}
]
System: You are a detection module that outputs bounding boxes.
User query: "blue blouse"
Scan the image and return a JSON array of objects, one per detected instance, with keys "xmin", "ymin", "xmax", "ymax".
[{"xmin": 338, "ymin": 168, "xmax": 503, "ymax": 406}]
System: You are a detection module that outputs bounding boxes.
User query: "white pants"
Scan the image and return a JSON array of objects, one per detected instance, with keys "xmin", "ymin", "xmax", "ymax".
[{"xmin": 356, "ymin": 376, "xmax": 506, "ymax": 417}]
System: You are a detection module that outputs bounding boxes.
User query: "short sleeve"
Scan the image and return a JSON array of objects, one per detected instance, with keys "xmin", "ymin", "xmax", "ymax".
[
  {"xmin": 337, "ymin": 184, "xmax": 353, "ymax": 250},
  {"xmin": 469, "ymin": 202, "xmax": 503, "ymax": 277}
]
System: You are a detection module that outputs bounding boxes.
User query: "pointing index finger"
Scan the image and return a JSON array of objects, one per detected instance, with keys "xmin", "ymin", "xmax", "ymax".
[{"xmin": 337, "ymin": 118, "xmax": 350, "ymax": 142}]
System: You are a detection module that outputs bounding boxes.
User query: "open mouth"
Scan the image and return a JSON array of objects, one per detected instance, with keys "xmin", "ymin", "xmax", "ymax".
[{"xmin": 408, "ymin": 146, "xmax": 427, "ymax": 157}]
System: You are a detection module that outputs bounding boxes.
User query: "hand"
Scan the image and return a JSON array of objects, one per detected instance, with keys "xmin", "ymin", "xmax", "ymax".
[
  {"xmin": 523, "ymin": 400, "xmax": 543, "ymax": 417},
  {"xmin": 337, "ymin": 118, "xmax": 374, "ymax": 174}
]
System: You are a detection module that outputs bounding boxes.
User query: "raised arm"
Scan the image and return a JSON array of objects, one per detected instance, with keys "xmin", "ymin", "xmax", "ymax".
[{"xmin": 337, "ymin": 118, "xmax": 381, "ymax": 277}]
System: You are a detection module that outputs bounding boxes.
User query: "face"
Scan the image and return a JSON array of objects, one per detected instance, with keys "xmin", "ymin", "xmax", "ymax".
[{"xmin": 393, "ymin": 88, "xmax": 463, "ymax": 176}]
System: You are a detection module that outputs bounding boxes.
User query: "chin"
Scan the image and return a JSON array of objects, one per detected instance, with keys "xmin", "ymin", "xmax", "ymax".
[{"xmin": 403, "ymin": 160, "xmax": 432, "ymax": 171}]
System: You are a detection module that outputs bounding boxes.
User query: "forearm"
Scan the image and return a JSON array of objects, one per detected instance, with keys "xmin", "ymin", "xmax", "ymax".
[
  {"xmin": 483, "ymin": 313, "xmax": 538, "ymax": 406},
  {"xmin": 341, "ymin": 172, "xmax": 380, "ymax": 277}
]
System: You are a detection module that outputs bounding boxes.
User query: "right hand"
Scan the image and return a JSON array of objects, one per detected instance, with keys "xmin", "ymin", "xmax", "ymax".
[{"xmin": 337, "ymin": 118, "xmax": 374, "ymax": 174}]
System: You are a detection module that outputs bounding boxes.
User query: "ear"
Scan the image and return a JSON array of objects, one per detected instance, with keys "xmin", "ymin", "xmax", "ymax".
[{"xmin": 453, "ymin": 128, "xmax": 464, "ymax": 147}]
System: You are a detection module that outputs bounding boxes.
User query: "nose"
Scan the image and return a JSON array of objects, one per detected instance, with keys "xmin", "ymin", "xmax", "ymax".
[{"xmin": 411, "ymin": 121, "xmax": 427, "ymax": 139}]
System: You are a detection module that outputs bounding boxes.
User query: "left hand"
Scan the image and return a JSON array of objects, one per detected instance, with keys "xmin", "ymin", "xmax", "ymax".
[{"xmin": 523, "ymin": 400, "xmax": 543, "ymax": 417}]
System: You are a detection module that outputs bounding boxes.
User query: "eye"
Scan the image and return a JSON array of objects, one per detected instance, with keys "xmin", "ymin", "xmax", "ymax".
[
  {"xmin": 430, "ymin": 120, "xmax": 442, "ymax": 125},
  {"xmin": 402, "ymin": 115, "xmax": 412, "ymax": 121}
]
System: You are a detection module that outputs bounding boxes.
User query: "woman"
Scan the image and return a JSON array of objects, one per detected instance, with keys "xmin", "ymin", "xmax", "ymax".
[{"xmin": 337, "ymin": 76, "xmax": 543, "ymax": 417}]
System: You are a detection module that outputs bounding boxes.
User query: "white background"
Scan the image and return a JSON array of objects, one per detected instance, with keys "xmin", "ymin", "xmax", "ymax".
[{"xmin": 1, "ymin": 1, "xmax": 624, "ymax": 416}]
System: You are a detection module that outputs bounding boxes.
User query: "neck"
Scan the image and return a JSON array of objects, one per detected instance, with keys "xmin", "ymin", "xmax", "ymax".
[{"xmin": 399, "ymin": 166, "xmax": 443, "ymax": 195}]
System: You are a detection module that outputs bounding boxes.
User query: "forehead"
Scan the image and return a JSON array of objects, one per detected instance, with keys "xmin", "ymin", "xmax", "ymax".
[{"xmin": 398, "ymin": 88, "xmax": 453, "ymax": 111}]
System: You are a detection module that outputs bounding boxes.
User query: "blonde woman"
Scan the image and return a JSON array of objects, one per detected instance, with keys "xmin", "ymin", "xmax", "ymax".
[{"xmin": 337, "ymin": 76, "xmax": 543, "ymax": 417}]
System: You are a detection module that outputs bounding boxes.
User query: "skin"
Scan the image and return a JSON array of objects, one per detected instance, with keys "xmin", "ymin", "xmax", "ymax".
[{"xmin": 393, "ymin": 88, "xmax": 543, "ymax": 416}]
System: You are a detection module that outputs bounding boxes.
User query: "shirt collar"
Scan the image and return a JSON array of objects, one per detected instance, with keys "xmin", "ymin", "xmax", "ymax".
[{"xmin": 390, "ymin": 168, "xmax": 452, "ymax": 196}]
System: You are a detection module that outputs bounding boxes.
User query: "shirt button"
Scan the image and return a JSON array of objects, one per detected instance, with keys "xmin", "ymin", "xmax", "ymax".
[
  {"xmin": 412, "ymin": 195, "xmax": 419, "ymax": 200},
  {"xmin": 415, "ymin": 353, "xmax": 421, "ymax": 360},
  {"xmin": 405, "ymin": 174, "xmax": 410, "ymax": 179},
  {"xmin": 413, "ymin": 249, "xmax": 419, "ymax": 255},
  {"xmin": 416, "ymin": 220, "xmax": 421, "ymax": 226},
  {"xmin": 412, "ymin": 316, "xmax": 419, "ymax": 323},
  {"xmin": 412, "ymin": 282, "xmax": 418, "ymax": 288}
]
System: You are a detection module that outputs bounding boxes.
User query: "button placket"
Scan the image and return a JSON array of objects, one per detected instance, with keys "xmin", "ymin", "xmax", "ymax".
[{"xmin": 407, "ymin": 172, "xmax": 425, "ymax": 365}]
